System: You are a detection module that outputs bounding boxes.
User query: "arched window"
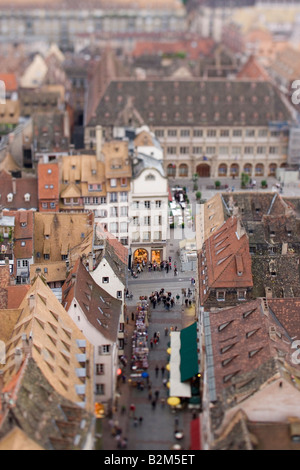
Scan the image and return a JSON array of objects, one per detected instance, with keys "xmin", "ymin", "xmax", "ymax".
[
  {"xmin": 230, "ymin": 163, "xmax": 239, "ymax": 177},
  {"xmin": 167, "ymin": 164, "xmax": 176, "ymax": 177},
  {"xmin": 269, "ymin": 163, "xmax": 277, "ymax": 176},
  {"xmin": 255, "ymin": 163, "xmax": 264, "ymax": 176},
  {"xmin": 218, "ymin": 164, "xmax": 227, "ymax": 177},
  {"xmin": 243, "ymin": 164, "xmax": 252, "ymax": 175},
  {"xmin": 179, "ymin": 164, "xmax": 188, "ymax": 177}
]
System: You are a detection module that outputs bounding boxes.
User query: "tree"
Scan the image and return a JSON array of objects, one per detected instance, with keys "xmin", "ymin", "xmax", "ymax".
[
  {"xmin": 215, "ymin": 180, "xmax": 221, "ymax": 189},
  {"xmin": 241, "ymin": 172, "xmax": 250, "ymax": 189},
  {"xmin": 196, "ymin": 191, "xmax": 202, "ymax": 201}
]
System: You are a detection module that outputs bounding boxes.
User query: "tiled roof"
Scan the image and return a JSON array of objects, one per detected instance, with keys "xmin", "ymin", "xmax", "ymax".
[
  {"xmin": 38, "ymin": 162, "xmax": 60, "ymax": 201},
  {"xmin": 2, "ymin": 276, "xmax": 94, "ymax": 414},
  {"xmin": 199, "ymin": 216, "xmax": 253, "ymax": 304},
  {"xmin": 0, "ymin": 0, "xmax": 185, "ymax": 10},
  {"xmin": 268, "ymin": 298, "xmax": 300, "ymax": 340},
  {"xmin": 0, "ymin": 170, "xmax": 38, "ymax": 210},
  {"xmin": 88, "ymin": 79, "xmax": 293, "ymax": 127},
  {"xmin": 62, "ymin": 259, "xmax": 122, "ymax": 342},
  {"xmin": 0, "ymin": 357, "xmax": 93, "ymax": 450},
  {"xmin": 0, "ymin": 74, "xmax": 18, "ymax": 92},
  {"xmin": 33, "ymin": 212, "xmax": 94, "ymax": 264}
]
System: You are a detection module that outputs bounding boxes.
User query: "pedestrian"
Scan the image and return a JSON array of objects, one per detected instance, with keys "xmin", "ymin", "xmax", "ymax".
[
  {"xmin": 154, "ymin": 332, "xmax": 157, "ymax": 338},
  {"xmin": 161, "ymin": 366, "xmax": 165, "ymax": 377},
  {"xmin": 151, "ymin": 399, "xmax": 156, "ymax": 410},
  {"xmin": 139, "ymin": 416, "xmax": 143, "ymax": 425},
  {"xmin": 157, "ymin": 332, "xmax": 160, "ymax": 342},
  {"xmin": 130, "ymin": 403, "xmax": 136, "ymax": 418},
  {"xmin": 174, "ymin": 416, "xmax": 179, "ymax": 432},
  {"xmin": 163, "ymin": 378, "xmax": 168, "ymax": 387},
  {"xmin": 148, "ymin": 389, "xmax": 152, "ymax": 401},
  {"xmin": 155, "ymin": 389, "xmax": 159, "ymax": 400},
  {"xmin": 161, "ymin": 397, "xmax": 166, "ymax": 407},
  {"xmin": 126, "ymin": 315, "xmax": 129, "ymax": 324},
  {"xmin": 164, "ymin": 327, "xmax": 169, "ymax": 336},
  {"xmin": 121, "ymin": 438, "xmax": 128, "ymax": 449},
  {"xmin": 150, "ymin": 338, "xmax": 153, "ymax": 348},
  {"xmin": 133, "ymin": 417, "xmax": 138, "ymax": 427},
  {"xmin": 185, "ymin": 298, "xmax": 189, "ymax": 307},
  {"xmin": 154, "ymin": 337, "xmax": 158, "ymax": 346},
  {"xmin": 131, "ymin": 312, "xmax": 135, "ymax": 321},
  {"xmin": 155, "ymin": 365, "xmax": 159, "ymax": 377}
]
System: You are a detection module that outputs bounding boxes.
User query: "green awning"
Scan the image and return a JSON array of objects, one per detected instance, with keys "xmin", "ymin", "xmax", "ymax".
[{"xmin": 180, "ymin": 322, "xmax": 199, "ymax": 382}]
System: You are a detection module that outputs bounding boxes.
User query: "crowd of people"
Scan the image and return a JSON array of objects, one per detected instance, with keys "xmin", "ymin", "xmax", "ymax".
[{"xmin": 130, "ymin": 257, "xmax": 179, "ymax": 278}]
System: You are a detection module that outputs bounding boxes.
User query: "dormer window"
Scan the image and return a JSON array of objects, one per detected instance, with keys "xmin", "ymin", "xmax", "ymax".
[{"xmin": 7, "ymin": 193, "xmax": 13, "ymax": 202}]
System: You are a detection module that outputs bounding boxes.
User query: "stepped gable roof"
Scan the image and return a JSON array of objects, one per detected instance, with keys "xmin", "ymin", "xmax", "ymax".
[{"xmin": 62, "ymin": 259, "xmax": 121, "ymax": 343}]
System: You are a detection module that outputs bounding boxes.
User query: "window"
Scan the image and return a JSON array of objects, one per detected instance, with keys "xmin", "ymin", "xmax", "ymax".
[
  {"xmin": 220, "ymin": 129, "xmax": 230, "ymax": 137},
  {"xmin": 232, "ymin": 147, "xmax": 241, "ymax": 155},
  {"xmin": 120, "ymin": 222, "xmax": 128, "ymax": 233},
  {"xmin": 132, "ymin": 201, "xmax": 139, "ymax": 210},
  {"xmin": 167, "ymin": 146, "xmax": 177, "ymax": 155},
  {"xmin": 110, "ymin": 207, "xmax": 118, "ymax": 217},
  {"xmin": 100, "ymin": 345, "xmax": 110, "ymax": 355},
  {"xmin": 217, "ymin": 291, "xmax": 225, "ymax": 301},
  {"xmin": 206, "ymin": 146, "xmax": 216, "ymax": 155},
  {"xmin": 238, "ymin": 290, "xmax": 246, "ymax": 300},
  {"xmin": 120, "ymin": 192, "xmax": 128, "ymax": 202},
  {"xmin": 102, "ymin": 277, "xmax": 109, "ymax": 284},
  {"xmin": 96, "ymin": 364, "xmax": 105, "ymax": 375},
  {"xmin": 96, "ymin": 384, "xmax": 105, "ymax": 395},
  {"xmin": 120, "ymin": 206, "xmax": 128, "ymax": 217},
  {"xmin": 117, "ymin": 291, "xmax": 122, "ymax": 299},
  {"xmin": 180, "ymin": 146, "xmax": 189, "ymax": 154},
  {"xmin": 110, "ymin": 192, "xmax": 118, "ymax": 203},
  {"xmin": 21, "ymin": 241, "xmax": 26, "ymax": 247},
  {"xmin": 144, "ymin": 216, "xmax": 151, "ymax": 226},
  {"xmin": 245, "ymin": 146, "xmax": 254, "ymax": 154},
  {"xmin": 219, "ymin": 146, "xmax": 229, "ymax": 154},
  {"xmin": 42, "ymin": 203, "xmax": 48, "ymax": 209},
  {"xmin": 143, "ymin": 232, "xmax": 151, "ymax": 241},
  {"xmin": 257, "ymin": 146, "xmax": 266, "ymax": 154},
  {"xmin": 144, "ymin": 201, "xmax": 151, "ymax": 209},
  {"xmin": 168, "ymin": 129, "xmax": 177, "ymax": 137},
  {"xmin": 207, "ymin": 130, "xmax": 216, "ymax": 137},
  {"xmin": 180, "ymin": 129, "xmax": 190, "ymax": 137},
  {"xmin": 110, "ymin": 178, "xmax": 117, "ymax": 188},
  {"xmin": 233, "ymin": 129, "xmax": 242, "ymax": 137},
  {"xmin": 50, "ymin": 202, "xmax": 56, "ymax": 209},
  {"xmin": 155, "ymin": 129, "xmax": 164, "ymax": 138},
  {"xmin": 269, "ymin": 146, "xmax": 279, "ymax": 154},
  {"xmin": 155, "ymin": 200, "xmax": 162, "ymax": 208},
  {"xmin": 121, "ymin": 178, "xmax": 127, "ymax": 187},
  {"xmin": 154, "ymin": 215, "xmax": 162, "ymax": 225},
  {"xmin": 193, "ymin": 147, "xmax": 202, "ymax": 154},
  {"xmin": 193, "ymin": 129, "xmax": 203, "ymax": 137},
  {"xmin": 258, "ymin": 129, "xmax": 268, "ymax": 137},
  {"xmin": 132, "ymin": 217, "xmax": 140, "ymax": 226},
  {"xmin": 110, "ymin": 222, "xmax": 118, "ymax": 233},
  {"xmin": 245, "ymin": 129, "xmax": 255, "ymax": 137},
  {"xmin": 44, "ymin": 254, "xmax": 50, "ymax": 260}
]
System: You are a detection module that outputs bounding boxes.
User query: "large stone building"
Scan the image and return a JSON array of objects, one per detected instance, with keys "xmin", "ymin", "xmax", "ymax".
[
  {"xmin": 0, "ymin": 0, "xmax": 187, "ymax": 49},
  {"xmin": 85, "ymin": 79, "xmax": 295, "ymax": 180}
]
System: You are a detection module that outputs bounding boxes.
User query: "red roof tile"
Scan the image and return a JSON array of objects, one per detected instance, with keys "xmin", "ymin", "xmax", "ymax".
[{"xmin": 0, "ymin": 74, "xmax": 18, "ymax": 92}]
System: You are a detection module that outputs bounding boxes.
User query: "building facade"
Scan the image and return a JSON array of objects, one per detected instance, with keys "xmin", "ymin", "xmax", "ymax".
[{"xmin": 86, "ymin": 79, "xmax": 294, "ymax": 180}]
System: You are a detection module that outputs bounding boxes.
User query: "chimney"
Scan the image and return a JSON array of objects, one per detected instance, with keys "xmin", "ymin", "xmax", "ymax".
[
  {"xmin": 12, "ymin": 178, "xmax": 16, "ymax": 195},
  {"xmin": 96, "ymin": 125, "xmax": 103, "ymax": 162},
  {"xmin": 28, "ymin": 294, "xmax": 35, "ymax": 311},
  {"xmin": 14, "ymin": 347, "xmax": 23, "ymax": 372},
  {"xmin": 88, "ymin": 253, "xmax": 94, "ymax": 272},
  {"xmin": 22, "ymin": 333, "xmax": 32, "ymax": 357}
]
